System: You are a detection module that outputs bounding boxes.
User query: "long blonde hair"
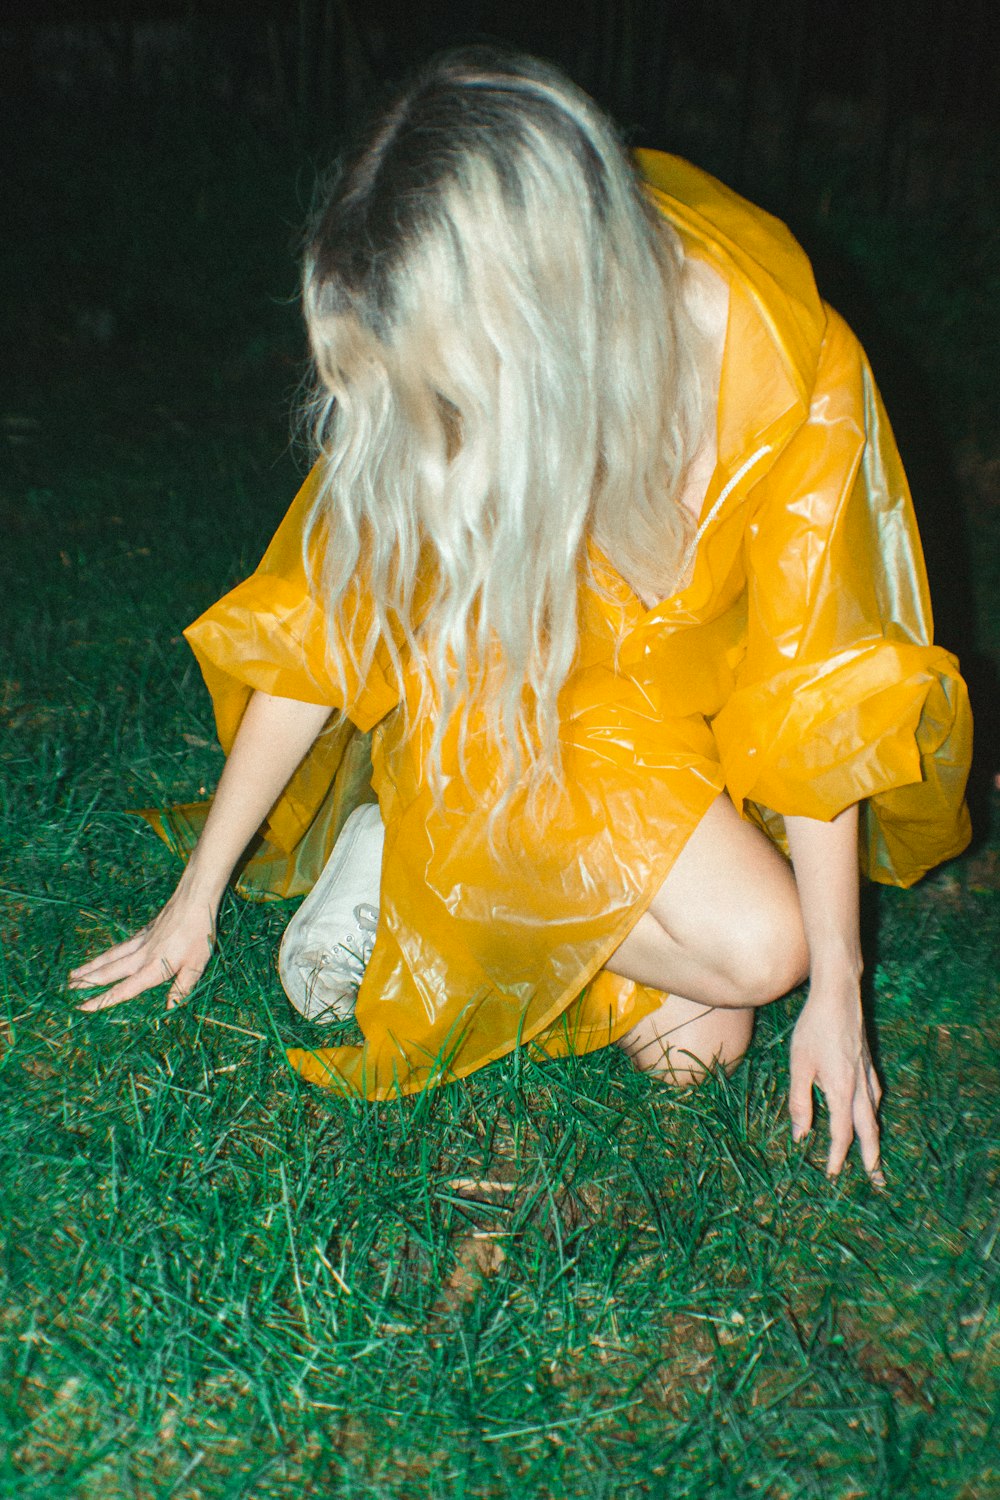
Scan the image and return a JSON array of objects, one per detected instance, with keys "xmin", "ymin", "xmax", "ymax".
[{"xmin": 302, "ymin": 48, "xmax": 705, "ymax": 811}]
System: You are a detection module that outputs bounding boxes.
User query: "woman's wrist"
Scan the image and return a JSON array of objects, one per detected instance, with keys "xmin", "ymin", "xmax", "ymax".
[
  {"xmin": 805, "ymin": 942, "xmax": 863, "ymax": 986},
  {"xmin": 175, "ymin": 855, "xmax": 229, "ymax": 910},
  {"xmin": 786, "ymin": 805, "xmax": 863, "ymax": 996}
]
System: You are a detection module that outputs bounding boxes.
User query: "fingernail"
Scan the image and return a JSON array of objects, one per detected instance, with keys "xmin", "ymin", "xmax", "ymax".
[{"xmin": 792, "ymin": 1126, "xmax": 805, "ymax": 1142}]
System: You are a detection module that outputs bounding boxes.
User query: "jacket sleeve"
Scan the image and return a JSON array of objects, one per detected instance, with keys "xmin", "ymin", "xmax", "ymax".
[
  {"xmin": 711, "ymin": 306, "xmax": 972, "ymax": 885},
  {"xmin": 182, "ymin": 462, "xmax": 399, "ymax": 868}
]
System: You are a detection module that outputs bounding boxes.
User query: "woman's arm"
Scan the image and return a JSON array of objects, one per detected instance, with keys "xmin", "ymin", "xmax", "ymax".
[
  {"xmin": 785, "ymin": 805, "xmax": 885, "ymax": 1184},
  {"xmin": 68, "ymin": 690, "xmax": 334, "ymax": 1011}
]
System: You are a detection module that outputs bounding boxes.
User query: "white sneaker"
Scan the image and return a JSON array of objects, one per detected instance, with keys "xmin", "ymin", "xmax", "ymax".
[{"xmin": 278, "ymin": 802, "xmax": 385, "ymax": 1024}]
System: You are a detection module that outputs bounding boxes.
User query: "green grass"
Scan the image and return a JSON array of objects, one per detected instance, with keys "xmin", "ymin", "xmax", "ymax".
[{"xmin": 1, "ymin": 100, "xmax": 998, "ymax": 1498}]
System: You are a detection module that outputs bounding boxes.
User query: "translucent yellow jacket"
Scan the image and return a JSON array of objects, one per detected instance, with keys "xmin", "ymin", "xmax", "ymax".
[{"xmin": 152, "ymin": 153, "xmax": 972, "ymax": 1099}]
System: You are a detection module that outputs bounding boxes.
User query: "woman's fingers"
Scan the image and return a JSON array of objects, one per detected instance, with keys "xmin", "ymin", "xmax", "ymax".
[
  {"xmin": 77, "ymin": 952, "xmax": 206, "ymax": 1012},
  {"xmin": 165, "ymin": 965, "xmax": 202, "ymax": 1009},
  {"xmin": 68, "ymin": 932, "xmax": 146, "ymax": 983},
  {"xmin": 820, "ymin": 1068, "xmax": 884, "ymax": 1185},
  {"xmin": 791, "ymin": 1050, "xmax": 885, "ymax": 1185},
  {"xmin": 824, "ymin": 1086, "xmax": 856, "ymax": 1177},
  {"xmin": 68, "ymin": 945, "xmax": 150, "ymax": 991},
  {"xmin": 76, "ymin": 960, "xmax": 173, "ymax": 1012},
  {"xmin": 854, "ymin": 1067, "xmax": 885, "ymax": 1186},
  {"xmin": 854, "ymin": 1111, "xmax": 884, "ymax": 1186},
  {"xmin": 70, "ymin": 889, "xmax": 217, "ymax": 1016},
  {"xmin": 788, "ymin": 1065, "xmax": 815, "ymax": 1143}
]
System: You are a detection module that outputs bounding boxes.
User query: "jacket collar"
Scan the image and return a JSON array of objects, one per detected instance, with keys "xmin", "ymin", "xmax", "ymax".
[{"xmin": 635, "ymin": 149, "xmax": 825, "ymax": 471}]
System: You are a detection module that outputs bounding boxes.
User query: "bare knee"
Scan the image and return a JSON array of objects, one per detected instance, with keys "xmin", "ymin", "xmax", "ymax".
[
  {"xmin": 608, "ymin": 793, "xmax": 811, "ymax": 1010},
  {"xmin": 719, "ymin": 898, "xmax": 809, "ymax": 1006},
  {"xmin": 618, "ymin": 1000, "xmax": 754, "ymax": 1087},
  {"xmin": 642, "ymin": 1045, "xmax": 746, "ymax": 1089}
]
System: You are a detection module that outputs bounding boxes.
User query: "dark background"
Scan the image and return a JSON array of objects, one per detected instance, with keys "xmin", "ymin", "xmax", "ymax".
[
  {"xmin": 5, "ymin": 0, "xmax": 999, "ymax": 202},
  {"xmin": 3, "ymin": 0, "xmax": 999, "ymax": 825}
]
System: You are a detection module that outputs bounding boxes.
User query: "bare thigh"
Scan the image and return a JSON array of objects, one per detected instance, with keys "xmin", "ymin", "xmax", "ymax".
[{"xmin": 607, "ymin": 793, "xmax": 809, "ymax": 1084}]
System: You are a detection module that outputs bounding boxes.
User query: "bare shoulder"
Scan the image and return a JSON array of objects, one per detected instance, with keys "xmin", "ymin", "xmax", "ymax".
[
  {"xmin": 672, "ymin": 255, "xmax": 729, "ymax": 534},
  {"xmin": 680, "ymin": 255, "xmax": 730, "ymax": 351}
]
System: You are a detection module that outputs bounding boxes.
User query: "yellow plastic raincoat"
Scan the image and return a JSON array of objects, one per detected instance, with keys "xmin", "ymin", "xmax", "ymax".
[{"xmin": 149, "ymin": 152, "xmax": 972, "ymax": 1099}]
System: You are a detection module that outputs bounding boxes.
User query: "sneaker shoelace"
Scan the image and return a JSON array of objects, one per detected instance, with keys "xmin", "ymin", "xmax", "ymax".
[
  {"xmin": 343, "ymin": 902, "xmax": 379, "ymax": 982},
  {"xmin": 307, "ymin": 902, "xmax": 380, "ymax": 1002}
]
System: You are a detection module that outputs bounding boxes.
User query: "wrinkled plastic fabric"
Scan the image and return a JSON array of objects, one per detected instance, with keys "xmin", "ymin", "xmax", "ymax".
[{"xmin": 150, "ymin": 151, "xmax": 972, "ymax": 1100}]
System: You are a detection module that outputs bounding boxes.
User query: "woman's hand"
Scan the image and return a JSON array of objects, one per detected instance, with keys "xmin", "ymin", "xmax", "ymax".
[
  {"xmin": 789, "ymin": 973, "xmax": 884, "ymax": 1185},
  {"xmin": 785, "ymin": 805, "xmax": 885, "ymax": 1187},
  {"xmin": 68, "ymin": 689, "xmax": 334, "ymax": 1015},
  {"xmin": 68, "ymin": 885, "xmax": 218, "ymax": 1011}
]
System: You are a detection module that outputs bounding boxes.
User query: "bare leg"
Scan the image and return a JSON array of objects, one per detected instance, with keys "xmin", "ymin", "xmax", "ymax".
[{"xmin": 607, "ymin": 794, "xmax": 809, "ymax": 1085}]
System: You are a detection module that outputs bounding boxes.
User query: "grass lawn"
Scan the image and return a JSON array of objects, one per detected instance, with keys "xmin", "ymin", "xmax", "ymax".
[{"xmin": 1, "ymin": 97, "xmax": 998, "ymax": 1499}]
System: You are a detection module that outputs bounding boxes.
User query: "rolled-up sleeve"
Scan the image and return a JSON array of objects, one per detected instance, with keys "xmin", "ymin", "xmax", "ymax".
[
  {"xmin": 712, "ymin": 308, "xmax": 972, "ymax": 885},
  {"xmin": 184, "ymin": 462, "xmax": 398, "ymax": 862}
]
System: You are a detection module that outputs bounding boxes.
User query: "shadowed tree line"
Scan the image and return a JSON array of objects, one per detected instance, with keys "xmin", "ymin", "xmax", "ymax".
[{"xmin": 4, "ymin": 0, "xmax": 999, "ymax": 212}]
